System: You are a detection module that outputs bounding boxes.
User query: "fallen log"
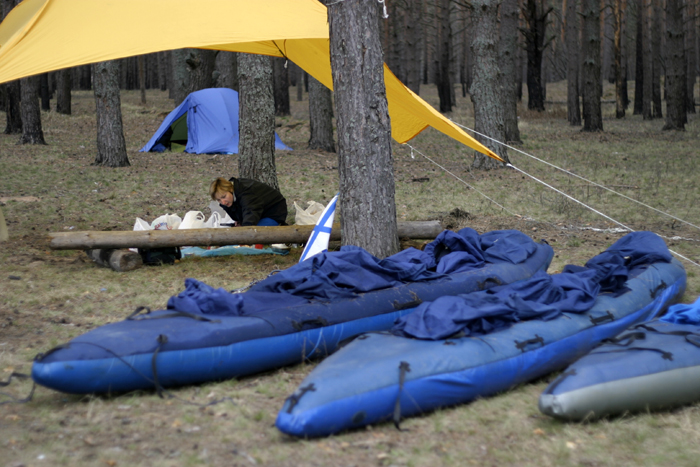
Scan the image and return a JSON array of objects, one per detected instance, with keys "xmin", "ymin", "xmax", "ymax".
[{"xmin": 49, "ymin": 221, "xmax": 443, "ymax": 251}]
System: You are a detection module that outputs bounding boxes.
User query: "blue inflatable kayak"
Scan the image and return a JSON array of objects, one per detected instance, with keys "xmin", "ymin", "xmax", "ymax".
[
  {"xmin": 539, "ymin": 297, "xmax": 700, "ymax": 420},
  {"xmin": 276, "ymin": 232, "xmax": 686, "ymax": 437},
  {"xmin": 32, "ymin": 229, "xmax": 553, "ymax": 394}
]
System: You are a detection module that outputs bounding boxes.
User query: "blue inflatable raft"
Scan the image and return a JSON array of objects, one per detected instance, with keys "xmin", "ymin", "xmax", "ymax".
[
  {"xmin": 276, "ymin": 232, "xmax": 686, "ymax": 437},
  {"xmin": 32, "ymin": 229, "xmax": 553, "ymax": 394},
  {"xmin": 539, "ymin": 296, "xmax": 700, "ymax": 420}
]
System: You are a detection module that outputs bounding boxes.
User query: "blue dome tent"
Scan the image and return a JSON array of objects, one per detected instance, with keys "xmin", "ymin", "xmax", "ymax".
[{"xmin": 140, "ymin": 88, "xmax": 292, "ymax": 154}]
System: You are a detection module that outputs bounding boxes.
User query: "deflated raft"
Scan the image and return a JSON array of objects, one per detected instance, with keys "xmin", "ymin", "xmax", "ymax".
[
  {"xmin": 539, "ymin": 296, "xmax": 700, "ymax": 421},
  {"xmin": 32, "ymin": 229, "xmax": 553, "ymax": 395},
  {"xmin": 275, "ymin": 232, "xmax": 686, "ymax": 438}
]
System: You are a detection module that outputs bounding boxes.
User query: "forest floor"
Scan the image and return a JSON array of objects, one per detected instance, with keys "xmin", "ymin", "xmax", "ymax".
[{"xmin": 1, "ymin": 81, "xmax": 700, "ymax": 467}]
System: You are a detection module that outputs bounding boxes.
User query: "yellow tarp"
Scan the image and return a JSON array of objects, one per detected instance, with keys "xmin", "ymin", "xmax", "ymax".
[{"xmin": 0, "ymin": 0, "xmax": 500, "ymax": 161}]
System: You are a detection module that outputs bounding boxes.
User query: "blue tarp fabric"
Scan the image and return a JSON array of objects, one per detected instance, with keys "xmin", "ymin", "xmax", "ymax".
[
  {"xmin": 167, "ymin": 228, "xmax": 538, "ymax": 317},
  {"xmin": 393, "ymin": 231, "xmax": 673, "ymax": 340},
  {"xmin": 661, "ymin": 296, "xmax": 700, "ymax": 325},
  {"xmin": 139, "ymin": 88, "xmax": 292, "ymax": 154}
]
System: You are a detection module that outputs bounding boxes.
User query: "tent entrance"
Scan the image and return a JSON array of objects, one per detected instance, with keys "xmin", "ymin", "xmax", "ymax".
[{"xmin": 153, "ymin": 113, "xmax": 188, "ymax": 152}]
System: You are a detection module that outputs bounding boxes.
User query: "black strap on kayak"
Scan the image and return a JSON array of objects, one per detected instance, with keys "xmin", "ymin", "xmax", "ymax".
[
  {"xmin": 34, "ymin": 343, "xmax": 71, "ymax": 362},
  {"xmin": 152, "ymin": 334, "xmax": 168, "ymax": 399},
  {"xmin": 592, "ymin": 330, "xmax": 673, "ymax": 360},
  {"xmin": 0, "ymin": 371, "xmax": 36, "ymax": 406},
  {"xmin": 393, "ymin": 361, "xmax": 411, "ymax": 431},
  {"xmin": 589, "ymin": 311, "xmax": 614, "ymax": 325},
  {"xmin": 515, "ymin": 334, "xmax": 544, "ymax": 352},
  {"xmin": 284, "ymin": 383, "xmax": 316, "ymax": 413},
  {"xmin": 291, "ymin": 316, "xmax": 329, "ymax": 331},
  {"xmin": 477, "ymin": 276, "xmax": 504, "ymax": 291},
  {"xmin": 650, "ymin": 281, "xmax": 668, "ymax": 299},
  {"xmin": 127, "ymin": 306, "xmax": 221, "ymax": 324}
]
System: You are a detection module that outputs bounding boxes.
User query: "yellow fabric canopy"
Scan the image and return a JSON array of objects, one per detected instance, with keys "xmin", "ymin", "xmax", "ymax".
[{"xmin": 0, "ymin": 0, "xmax": 501, "ymax": 161}]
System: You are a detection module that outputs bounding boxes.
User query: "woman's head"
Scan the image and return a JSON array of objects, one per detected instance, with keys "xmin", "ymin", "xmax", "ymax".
[{"xmin": 210, "ymin": 177, "xmax": 234, "ymax": 207}]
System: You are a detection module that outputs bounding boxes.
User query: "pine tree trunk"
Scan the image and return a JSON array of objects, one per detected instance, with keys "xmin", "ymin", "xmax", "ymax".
[
  {"xmin": 685, "ymin": 0, "xmax": 697, "ymax": 113},
  {"xmin": 567, "ymin": 0, "xmax": 582, "ymax": 124},
  {"xmin": 523, "ymin": 0, "xmax": 549, "ymax": 111},
  {"xmin": 633, "ymin": 0, "xmax": 645, "ymax": 115},
  {"xmin": 581, "ymin": 0, "xmax": 604, "ymax": 131},
  {"xmin": 308, "ymin": 75, "xmax": 335, "ymax": 152},
  {"xmin": 4, "ymin": 80, "xmax": 22, "ymax": 134},
  {"xmin": 614, "ymin": 0, "xmax": 627, "ymax": 118},
  {"xmin": 237, "ymin": 53, "xmax": 278, "ymax": 191},
  {"xmin": 138, "ymin": 55, "xmax": 146, "ymax": 105},
  {"xmin": 92, "ymin": 61, "xmax": 129, "ymax": 167},
  {"xmin": 273, "ymin": 57, "xmax": 290, "ymax": 116},
  {"xmin": 158, "ymin": 52, "xmax": 169, "ymax": 92},
  {"xmin": 436, "ymin": 0, "xmax": 454, "ymax": 113},
  {"xmin": 404, "ymin": 0, "xmax": 422, "ymax": 94},
  {"xmin": 651, "ymin": 0, "xmax": 663, "ymax": 118},
  {"xmin": 642, "ymin": 0, "xmax": 653, "ymax": 118},
  {"xmin": 328, "ymin": 0, "xmax": 398, "ymax": 258},
  {"xmin": 172, "ymin": 49, "xmax": 190, "ymax": 106},
  {"xmin": 19, "ymin": 76, "xmax": 46, "ymax": 145},
  {"xmin": 470, "ymin": 0, "xmax": 509, "ymax": 167},
  {"xmin": 214, "ymin": 52, "xmax": 238, "ymax": 90},
  {"xmin": 186, "ymin": 49, "xmax": 216, "ymax": 94},
  {"xmin": 500, "ymin": 0, "xmax": 522, "ymax": 143},
  {"xmin": 662, "ymin": 0, "xmax": 686, "ymax": 130},
  {"xmin": 56, "ymin": 68, "xmax": 71, "ymax": 115}
]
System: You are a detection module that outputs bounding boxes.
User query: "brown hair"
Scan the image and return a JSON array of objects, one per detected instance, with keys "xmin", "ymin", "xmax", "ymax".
[{"xmin": 209, "ymin": 177, "xmax": 234, "ymax": 200}]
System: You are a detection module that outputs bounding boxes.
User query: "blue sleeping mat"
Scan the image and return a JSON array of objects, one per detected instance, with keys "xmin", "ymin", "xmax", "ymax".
[
  {"xmin": 539, "ymin": 296, "xmax": 700, "ymax": 420},
  {"xmin": 275, "ymin": 232, "xmax": 686, "ymax": 437},
  {"xmin": 32, "ymin": 229, "xmax": 553, "ymax": 394}
]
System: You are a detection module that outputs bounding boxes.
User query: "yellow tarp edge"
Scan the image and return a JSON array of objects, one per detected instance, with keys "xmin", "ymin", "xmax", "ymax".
[{"xmin": 0, "ymin": 0, "xmax": 501, "ymax": 162}]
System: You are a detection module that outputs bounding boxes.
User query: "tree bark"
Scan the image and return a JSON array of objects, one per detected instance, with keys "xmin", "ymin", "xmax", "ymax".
[
  {"xmin": 186, "ymin": 49, "xmax": 217, "ymax": 94},
  {"xmin": 436, "ymin": 0, "xmax": 454, "ymax": 113},
  {"xmin": 566, "ymin": 0, "xmax": 582, "ymax": 124},
  {"xmin": 685, "ymin": 0, "xmax": 697, "ymax": 113},
  {"xmin": 308, "ymin": 74, "xmax": 335, "ymax": 152},
  {"xmin": 470, "ymin": 0, "xmax": 509, "ymax": 167},
  {"xmin": 404, "ymin": 0, "xmax": 423, "ymax": 94},
  {"xmin": 19, "ymin": 76, "xmax": 46, "ymax": 145},
  {"xmin": 581, "ymin": 0, "xmax": 604, "ymax": 131},
  {"xmin": 214, "ymin": 51, "xmax": 238, "ymax": 90},
  {"xmin": 642, "ymin": 0, "xmax": 653, "ymax": 118},
  {"xmin": 522, "ymin": 0, "xmax": 551, "ymax": 111},
  {"xmin": 633, "ymin": 0, "xmax": 645, "ymax": 114},
  {"xmin": 273, "ymin": 57, "xmax": 291, "ymax": 116},
  {"xmin": 614, "ymin": 0, "xmax": 627, "ymax": 118},
  {"xmin": 171, "ymin": 49, "xmax": 191, "ymax": 106},
  {"xmin": 651, "ymin": 0, "xmax": 663, "ymax": 118},
  {"xmin": 328, "ymin": 0, "xmax": 398, "ymax": 258},
  {"xmin": 500, "ymin": 0, "xmax": 522, "ymax": 143},
  {"xmin": 237, "ymin": 53, "xmax": 279, "ymax": 191},
  {"xmin": 55, "ymin": 68, "xmax": 71, "ymax": 115},
  {"xmin": 4, "ymin": 80, "xmax": 22, "ymax": 134},
  {"xmin": 138, "ymin": 55, "xmax": 146, "ymax": 105},
  {"xmin": 662, "ymin": 0, "xmax": 686, "ymax": 130},
  {"xmin": 92, "ymin": 61, "xmax": 129, "ymax": 167}
]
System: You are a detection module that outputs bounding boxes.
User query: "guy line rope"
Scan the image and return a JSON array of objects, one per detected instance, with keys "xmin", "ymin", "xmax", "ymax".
[{"xmin": 404, "ymin": 122, "xmax": 700, "ymax": 269}]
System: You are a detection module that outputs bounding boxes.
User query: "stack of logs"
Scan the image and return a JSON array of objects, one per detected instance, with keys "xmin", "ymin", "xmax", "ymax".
[{"xmin": 50, "ymin": 221, "xmax": 443, "ymax": 272}]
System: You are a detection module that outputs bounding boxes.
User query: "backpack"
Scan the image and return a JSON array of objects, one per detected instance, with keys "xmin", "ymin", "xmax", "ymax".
[{"xmin": 138, "ymin": 247, "xmax": 182, "ymax": 266}]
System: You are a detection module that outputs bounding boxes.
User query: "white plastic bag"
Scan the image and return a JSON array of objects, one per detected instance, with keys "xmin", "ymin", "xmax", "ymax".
[
  {"xmin": 133, "ymin": 217, "xmax": 151, "ymax": 231},
  {"xmin": 203, "ymin": 211, "xmax": 221, "ymax": 229},
  {"xmin": 294, "ymin": 200, "xmax": 326, "ymax": 225},
  {"xmin": 179, "ymin": 211, "xmax": 206, "ymax": 229},
  {"xmin": 151, "ymin": 213, "xmax": 182, "ymax": 230}
]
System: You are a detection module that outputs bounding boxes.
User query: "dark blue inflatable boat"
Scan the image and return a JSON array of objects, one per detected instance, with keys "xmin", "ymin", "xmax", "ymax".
[
  {"xmin": 539, "ymin": 296, "xmax": 700, "ymax": 420},
  {"xmin": 32, "ymin": 229, "xmax": 553, "ymax": 394},
  {"xmin": 276, "ymin": 232, "xmax": 686, "ymax": 437}
]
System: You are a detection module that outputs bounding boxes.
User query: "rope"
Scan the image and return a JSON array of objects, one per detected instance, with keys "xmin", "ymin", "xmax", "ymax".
[{"xmin": 452, "ymin": 121, "xmax": 700, "ymax": 233}]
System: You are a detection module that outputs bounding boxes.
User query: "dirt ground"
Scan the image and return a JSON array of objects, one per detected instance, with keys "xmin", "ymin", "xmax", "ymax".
[{"xmin": 2, "ymin": 84, "xmax": 700, "ymax": 467}]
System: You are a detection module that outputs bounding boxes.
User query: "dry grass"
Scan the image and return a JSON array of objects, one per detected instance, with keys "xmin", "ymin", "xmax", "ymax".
[{"xmin": 1, "ymin": 81, "xmax": 700, "ymax": 466}]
